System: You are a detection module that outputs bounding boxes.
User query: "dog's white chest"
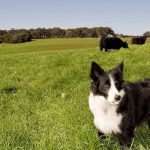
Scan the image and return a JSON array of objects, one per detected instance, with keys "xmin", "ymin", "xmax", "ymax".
[{"xmin": 89, "ymin": 92, "xmax": 122, "ymax": 134}]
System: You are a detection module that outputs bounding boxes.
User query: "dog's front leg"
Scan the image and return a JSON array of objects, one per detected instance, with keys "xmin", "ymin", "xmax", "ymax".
[
  {"xmin": 98, "ymin": 131, "xmax": 106, "ymax": 139},
  {"xmin": 117, "ymin": 130, "xmax": 134, "ymax": 149},
  {"xmin": 147, "ymin": 118, "xmax": 150, "ymax": 129}
]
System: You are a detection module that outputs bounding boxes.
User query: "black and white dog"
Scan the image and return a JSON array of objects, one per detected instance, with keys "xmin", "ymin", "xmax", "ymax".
[{"xmin": 89, "ymin": 61, "xmax": 150, "ymax": 148}]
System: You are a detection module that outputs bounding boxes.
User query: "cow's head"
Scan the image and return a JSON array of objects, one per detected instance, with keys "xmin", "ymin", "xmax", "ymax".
[{"xmin": 123, "ymin": 41, "xmax": 128, "ymax": 48}]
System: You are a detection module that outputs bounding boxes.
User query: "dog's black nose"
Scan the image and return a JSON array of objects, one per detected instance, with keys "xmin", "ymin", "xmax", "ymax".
[{"xmin": 115, "ymin": 95, "xmax": 121, "ymax": 101}]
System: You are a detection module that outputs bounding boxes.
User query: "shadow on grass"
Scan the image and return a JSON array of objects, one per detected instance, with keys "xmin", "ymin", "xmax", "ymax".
[{"xmin": 1, "ymin": 86, "xmax": 17, "ymax": 94}]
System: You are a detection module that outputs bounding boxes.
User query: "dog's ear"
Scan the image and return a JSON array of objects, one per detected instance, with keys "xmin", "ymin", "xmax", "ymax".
[
  {"xmin": 115, "ymin": 61, "xmax": 124, "ymax": 75},
  {"xmin": 90, "ymin": 62, "xmax": 105, "ymax": 81}
]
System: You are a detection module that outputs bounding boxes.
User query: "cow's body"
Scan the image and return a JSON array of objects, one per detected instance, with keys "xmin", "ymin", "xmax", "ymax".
[
  {"xmin": 131, "ymin": 36, "xmax": 147, "ymax": 45},
  {"xmin": 99, "ymin": 36, "xmax": 128, "ymax": 52}
]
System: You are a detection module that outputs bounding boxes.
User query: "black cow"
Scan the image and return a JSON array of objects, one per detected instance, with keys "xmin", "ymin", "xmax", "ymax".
[
  {"xmin": 131, "ymin": 36, "xmax": 147, "ymax": 45},
  {"xmin": 99, "ymin": 36, "xmax": 128, "ymax": 52}
]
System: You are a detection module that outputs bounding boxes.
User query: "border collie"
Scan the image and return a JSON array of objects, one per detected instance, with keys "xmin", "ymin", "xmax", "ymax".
[{"xmin": 89, "ymin": 61, "xmax": 150, "ymax": 148}]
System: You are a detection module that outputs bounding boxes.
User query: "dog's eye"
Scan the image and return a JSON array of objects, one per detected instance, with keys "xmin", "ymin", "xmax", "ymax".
[
  {"xmin": 115, "ymin": 82, "xmax": 121, "ymax": 89},
  {"xmin": 105, "ymin": 80, "xmax": 110, "ymax": 85},
  {"xmin": 104, "ymin": 84, "xmax": 110, "ymax": 89},
  {"xmin": 104, "ymin": 80, "xmax": 110, "ymax": 89}
]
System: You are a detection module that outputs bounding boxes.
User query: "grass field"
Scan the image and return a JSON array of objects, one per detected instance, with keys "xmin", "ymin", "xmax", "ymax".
[{"xmin": 0, "ymin": 38, "xmax": 150, "ymax": 150}]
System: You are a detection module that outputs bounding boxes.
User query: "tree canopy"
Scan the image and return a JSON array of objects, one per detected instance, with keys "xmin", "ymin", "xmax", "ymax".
[{"xmin": 0, "ymin": 27, "xmax": 115, "ymax": 43}]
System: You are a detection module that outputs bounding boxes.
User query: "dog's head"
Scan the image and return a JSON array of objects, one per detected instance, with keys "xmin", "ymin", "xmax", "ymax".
[{"xmin": 90, "ymin": 61, "xmax": 125, "ymax": 105}]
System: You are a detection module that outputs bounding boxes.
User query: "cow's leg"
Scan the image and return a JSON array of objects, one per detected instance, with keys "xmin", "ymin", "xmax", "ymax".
[
  {"xmin": 100, "ymin": 45, "xmax": 103, "ymax": 51},
  {"xmin": 105, "ymin": 48, "xmax": 108, "ymax": 52},
  {"xmin": 100, "ymin": 48, "xmax": 103, "ymax": 51}
]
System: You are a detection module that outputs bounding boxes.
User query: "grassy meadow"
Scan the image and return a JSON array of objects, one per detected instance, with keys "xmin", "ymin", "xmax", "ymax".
[{"xmin": 0, "ymin": 38, "xmax": 150, "ymax": 150}]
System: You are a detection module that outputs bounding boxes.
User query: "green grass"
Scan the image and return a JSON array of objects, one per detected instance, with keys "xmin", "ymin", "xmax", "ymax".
[
  {"xmin": 0, "ymin": 38, "xmax": 98, "ymax": 54},
  {"xmin": 0, "ymin": 38, "xmax": 150, "ymax": 150}
]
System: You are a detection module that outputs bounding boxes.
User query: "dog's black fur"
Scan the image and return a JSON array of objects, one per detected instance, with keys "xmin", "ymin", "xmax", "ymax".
[
  {"xmin": 117, "ymin": 79, "xmax": 150, "ymax": 147},
  {"xmin": 90, "ymin": 62, "xmax": 150, "ymax": 148}
]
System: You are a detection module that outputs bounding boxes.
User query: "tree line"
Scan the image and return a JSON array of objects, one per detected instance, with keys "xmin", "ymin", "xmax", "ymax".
[
  {"xmin": 0, "ymin": 29, "xmax": 32, "ymax": 43},
  {"xmin": 0, "ymin": 27, "xmax": 115, "ymax": 43},
  {"xmin": 0, "ymin": 27, "xmax": 149, "ymax": 44}
]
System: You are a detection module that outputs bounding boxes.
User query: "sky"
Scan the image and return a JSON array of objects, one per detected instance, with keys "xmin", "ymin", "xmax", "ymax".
[{"xmin": 0, "ymin": 0, "xmax": 150, "ymax": 35}]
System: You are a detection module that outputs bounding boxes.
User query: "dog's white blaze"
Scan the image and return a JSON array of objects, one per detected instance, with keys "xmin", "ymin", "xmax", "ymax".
[
  {"xmin": 107, "ymin": 75, "xmax": 119, "ymax": 104},
  {"xmin": 89, "ymin": 92, "xmax": 122, "ymax": 134}
]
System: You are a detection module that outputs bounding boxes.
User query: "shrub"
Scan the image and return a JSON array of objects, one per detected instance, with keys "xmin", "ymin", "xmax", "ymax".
[{"xmin": 0, "ymin": 33, "xmax": 32, "ymax": 43}]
